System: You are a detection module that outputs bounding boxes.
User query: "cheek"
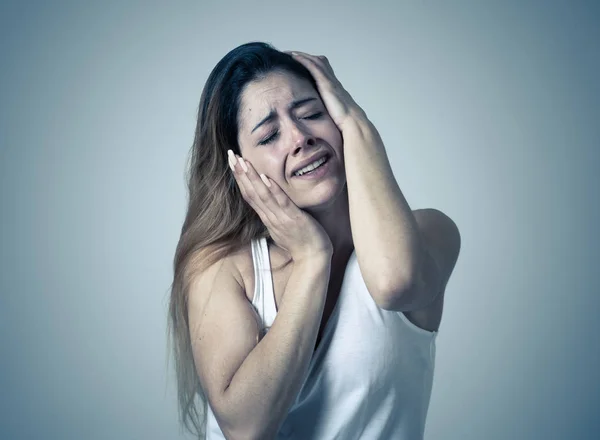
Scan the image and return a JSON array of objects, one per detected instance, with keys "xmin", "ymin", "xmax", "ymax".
[{"xmin": 258, "ymin": 157, "xmax": 283, "ymax": 180}]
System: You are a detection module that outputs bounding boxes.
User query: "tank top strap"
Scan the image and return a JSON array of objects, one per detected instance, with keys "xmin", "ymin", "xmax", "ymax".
[{"xmin": 250, "ymin": 236, "xmax": 277, "ymax": 330}]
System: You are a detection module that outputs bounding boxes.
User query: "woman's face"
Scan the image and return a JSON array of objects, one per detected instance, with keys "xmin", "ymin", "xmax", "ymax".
[{"xmin": 236, "ymin": 71, "xmax": 345, "ymax": 211}]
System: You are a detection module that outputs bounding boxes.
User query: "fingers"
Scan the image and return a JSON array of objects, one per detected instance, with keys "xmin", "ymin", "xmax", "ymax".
[
  {"xmin": 228, "ymin": 150, "xmax": 267, "ymax": 218},
  {"xmin": 289, "ymin": 51, "xmax": 329, "ymax": 66},
  {"xmin": 286, "ymin": 51, "xmax": 336, "ymax": 81},
  {"xmin": 227, "ymin": 150, "xmax": 285, "ymax": 224}
]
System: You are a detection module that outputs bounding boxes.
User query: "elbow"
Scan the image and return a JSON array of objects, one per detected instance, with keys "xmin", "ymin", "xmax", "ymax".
[
  {"xmin": 233, "ymin": 428, "xmax": 277, "ymax": 440},
  {"xmin": 375, "ymin": 256, "xmax": 420, "ymax": 307},
  {"xmin": 376, "ymin": 254, "xmax": 440, "ymax": 312},
  {"xmin": 216, "ymin": 411, "xmax": 278, "ymax": 440},
  {"xmin": 222, "ymin": 425, "xmax": 272, "ymax": 440},
  {"xmin": 213, "ymin": 418, "xmax": 272, "ymax": 440},
  {"xmin": 374, "ymin": 275, "xmax": 419, "ymax": 311},
  {"xmin": 375, "ymin": 246, "xmax": 426, "ymax": 309},
  {"xmin": 213, "ymin": 395, "xmax": 279, "ymax": 440}
]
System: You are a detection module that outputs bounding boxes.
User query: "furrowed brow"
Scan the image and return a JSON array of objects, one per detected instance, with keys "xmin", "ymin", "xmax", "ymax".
[{"xmin": 251, "ymin": 97, "xmax": 318, "ymax": 133}]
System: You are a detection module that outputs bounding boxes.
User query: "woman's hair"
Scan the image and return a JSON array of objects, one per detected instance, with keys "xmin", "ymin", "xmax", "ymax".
[{"xmin": 166, "ymin": 41, "xmax": 319, "ymax": 439}]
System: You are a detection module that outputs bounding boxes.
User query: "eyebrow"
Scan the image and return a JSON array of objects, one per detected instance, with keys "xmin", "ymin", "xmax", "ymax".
[{"xmin": 251, "ymin": 97, "xmax": 318, "ymax": 134}]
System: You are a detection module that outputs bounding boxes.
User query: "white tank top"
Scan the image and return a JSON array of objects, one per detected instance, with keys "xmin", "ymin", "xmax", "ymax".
[{"xmin": 206, "ymin": 236, "xmax": 438, "ymax": 439}]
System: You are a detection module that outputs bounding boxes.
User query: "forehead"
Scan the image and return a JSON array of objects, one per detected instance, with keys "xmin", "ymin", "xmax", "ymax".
[{"xmin": 239, "ymin": 72, "xmax": 317, "ymax": 127}]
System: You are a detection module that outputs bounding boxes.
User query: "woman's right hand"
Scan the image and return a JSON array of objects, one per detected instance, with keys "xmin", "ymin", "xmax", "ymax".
[{"xmin": 228, "ymin": 150, "xmax": 333, "ymax": 261}]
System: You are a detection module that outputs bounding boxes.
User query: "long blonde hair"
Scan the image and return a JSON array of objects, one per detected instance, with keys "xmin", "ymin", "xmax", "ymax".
[{"xmin": 166, "ymin": 41, "xmax": 319, "ymax": 439}]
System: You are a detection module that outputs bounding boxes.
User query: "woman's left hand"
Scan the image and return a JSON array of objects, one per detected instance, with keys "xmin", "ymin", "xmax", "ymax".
[{"xmin": 285, "ymin": 51, "xmax": 366, "ymax": 132}]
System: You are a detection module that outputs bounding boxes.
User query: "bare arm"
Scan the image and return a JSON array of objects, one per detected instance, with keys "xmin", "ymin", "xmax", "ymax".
[
  {"xmin": 381, "ymin": 208, "xmax": 461, "ymax": 311},
  {"xmin": 189, "ymin": 254, "xmax": 331, "ymax": 440},
  {"xmin": 279, "ymin": 52, "xmax": 424, "ymax": 306},
  {"xmin": 341, "ymin": 115, "xmax": 425, "ymax": 302}
]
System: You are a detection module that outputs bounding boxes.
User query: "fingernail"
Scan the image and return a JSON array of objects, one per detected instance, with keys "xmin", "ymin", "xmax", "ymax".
[
  {"xmin": 227, "ymin": 150, "xmax": 236, "ymax": 170},
  {"xmin": 260, "ymin": 174, "xmax": 271, "ymax": 187},
  {"xmin": 238, "ymin": 157, "xmax": 248, "ymax": 173}
]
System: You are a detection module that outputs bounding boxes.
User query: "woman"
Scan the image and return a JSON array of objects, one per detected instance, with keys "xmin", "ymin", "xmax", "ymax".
[{"xmin": 168, "ymin": 42, "xmax": 461, "ymax": 440}]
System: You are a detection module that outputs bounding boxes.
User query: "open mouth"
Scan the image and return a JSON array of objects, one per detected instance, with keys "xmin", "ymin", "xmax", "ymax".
[{"xmin": 293, "ymin": 154, "xmax": 331, "ymax": 177}]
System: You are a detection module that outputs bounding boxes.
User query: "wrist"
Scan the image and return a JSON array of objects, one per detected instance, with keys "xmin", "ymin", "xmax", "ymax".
[
  {"xmin": 291, "ymin": 251, "xmax": 332, "ymax": 267},
  {"xmin": 339, "ymin": 107, "xmax": 369, "ymax": 133},
  {"xmin": 341, "ymin": 113, "xmax": 381, "ymax": 146}
]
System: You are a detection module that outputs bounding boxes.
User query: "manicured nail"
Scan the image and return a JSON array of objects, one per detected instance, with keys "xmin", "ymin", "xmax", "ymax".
[
  {"xmin": 238, "ymin": 157, "xmax": 248, "ymax": 173},
  {"xmin": 227, "ymin": 150, "xmax": 236, "ymax": 170},
  {"xmin": 260, "ymin": 174, "xmax": 271, "ymax": 187}
]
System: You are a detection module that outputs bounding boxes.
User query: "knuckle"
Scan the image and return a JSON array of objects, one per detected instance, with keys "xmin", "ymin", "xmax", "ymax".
[
  {"xmin": 266, "ymin": 212, "xmax": 279, "ymax": 225},
  {"xmin": 242, "ymin": 193, "xmax": 255, "ymax": 206},
  {"xmin": 242, "ymin": 186, "xmax": 255, "ymax": 199},
  {"xmin": 256, "ymin": 190, "xmax": 270, "ymax": 203},
  {"xmin": 257, "ymin": 212, "xmax": 269, "ymax": 224}
]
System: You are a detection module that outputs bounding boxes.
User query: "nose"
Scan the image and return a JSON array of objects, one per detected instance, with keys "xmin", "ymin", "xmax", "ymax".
[{"xmin": 289, "ymin": 123, "xmax": 316, "ymax": 155}]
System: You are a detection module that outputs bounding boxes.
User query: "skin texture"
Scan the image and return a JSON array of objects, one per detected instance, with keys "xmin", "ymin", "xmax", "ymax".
[
  {"xmin": 237, "ymin": 70, "xmax": 345, "ymax": 211},
  {"xmin": 234, "ymin": 70, "xmax": 354, "ymax": 257},
  {"xmin": 230, "ymin": 50, "xmax": 459, "ymax": 313},
  {"xmin": 238, "ymin": 72, "xmax": 346, "ymax": 215}
]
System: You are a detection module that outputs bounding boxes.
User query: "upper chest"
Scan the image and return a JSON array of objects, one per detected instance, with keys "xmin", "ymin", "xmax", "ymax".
[{"xmin": 234, "ymin": 241, "xmax": 347, "ymax": 312}]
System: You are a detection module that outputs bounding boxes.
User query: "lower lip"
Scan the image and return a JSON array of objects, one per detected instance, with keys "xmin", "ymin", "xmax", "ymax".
[{"xmin": 292, "ymin": 156, "xmax": 332, "ymax": 180}]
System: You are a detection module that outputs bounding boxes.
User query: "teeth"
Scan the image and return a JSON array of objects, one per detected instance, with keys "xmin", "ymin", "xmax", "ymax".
[{"xmin": 294, "ymin": 156, "xmax": 328, "ymax": 176}]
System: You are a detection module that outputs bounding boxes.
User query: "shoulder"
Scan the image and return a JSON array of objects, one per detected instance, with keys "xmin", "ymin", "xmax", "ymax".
[
  {"xmin": 413, "ymin": 208, "xmax": 461, "ymax": 267},
  {"xmin": 185, "ymin": 249, "xmax": 264, "ymax": 416},
  {"xmin": 412, "ymin": 208, "xmax": 461, "ymax": 305},
  {"xmin": 186, "ymin": 249, "xmax": 244, "ymax": 309},
  {"xmin": 395, "ymin": 209, "xmax": 460, "ymax": 331},
  {"xmin": 217, "ymin": 239, "xmax": 293, "ymax": 304},
  {"xmin": 218, "ymin": 245, "xmax": 253, "ymax": 302},
  {"xmin": 185, "ymin": 246, "xmax": 264, "ymax": 359},
  {"xmin": 413, "ymin": 208, "xmax": 458, "ymax": 232}
]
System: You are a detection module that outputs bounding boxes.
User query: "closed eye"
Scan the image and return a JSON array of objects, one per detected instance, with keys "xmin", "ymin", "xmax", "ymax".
[
  {"xmin": 304, "ymin": 112, "xmax": 323, "ymax": 120},
  {"xmin": 258, "ymin": 131, "xmax": 279, "ymax": 146},
  {"xmin": 258, "ymin": 113, "xmax": 323, "ymax": 146}
]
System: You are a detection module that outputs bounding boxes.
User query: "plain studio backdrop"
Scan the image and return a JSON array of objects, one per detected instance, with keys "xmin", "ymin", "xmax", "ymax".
[{"xmin": 1, "ymin": 1, "xmax": 598, "ymax": 439}]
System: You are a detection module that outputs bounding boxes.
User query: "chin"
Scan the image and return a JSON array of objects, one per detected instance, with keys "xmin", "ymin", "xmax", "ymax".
[{"xmin": 294, "ymin": 180, "xmax": 346, "ymax": 211}]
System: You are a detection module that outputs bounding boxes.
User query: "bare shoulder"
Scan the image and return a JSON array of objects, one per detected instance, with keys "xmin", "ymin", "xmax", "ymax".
[
  {"xmin": 413, "ymin": 208, "xmax": 460, "ymax": 242},
  {"xmin": 186, "ymin": 250, "xmax": 244, "ymax": 313},
  {"xmin": 228, "ymin": 238, "xmax": 294, "ymax": 304},
  {"xmin": 413, "ymin": 208, "xmax": 461, "ymax": 278},
  {"xmin": 402, "ymin": 209, "xmax": 461, "ymax": 332},
  {"xmin": 227, "ymin": 244, "xmax": 256, "ymax": 303},
  {"xmin": 186, "ymin": 250, "xmax": 262, "ymax": 416}
]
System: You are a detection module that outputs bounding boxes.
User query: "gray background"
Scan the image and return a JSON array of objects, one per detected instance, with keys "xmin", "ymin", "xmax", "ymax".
[{"xmin": 1, "ymin": 1, "xmax": 598, "ymax": 439}]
